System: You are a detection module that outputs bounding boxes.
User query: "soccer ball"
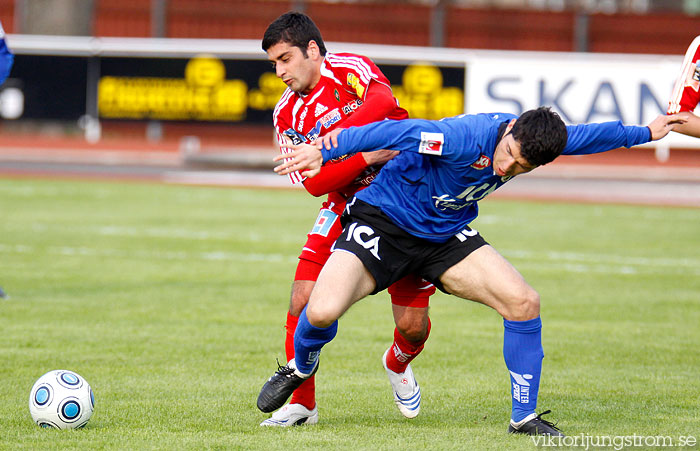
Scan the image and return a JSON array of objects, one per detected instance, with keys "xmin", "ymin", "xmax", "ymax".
[{"xmin": 28, "ymin": 370, "xmax": 95, "ymax": 429}]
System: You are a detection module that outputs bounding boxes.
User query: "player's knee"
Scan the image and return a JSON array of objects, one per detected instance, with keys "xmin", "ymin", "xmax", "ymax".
[
  {"xmin": 397, "ymin": 321, "xmax": 427, "ymax": 342},
  {"xmin": 502, "ymin": 288, "xmax": 540, "ymax": 321},
  {"xmin": 305, "ymin": 302, "xmax": 337, "ymax": 329},
  {"xmin": 395, "ymin": 313, "xmax": 428, "ymax": 342}
]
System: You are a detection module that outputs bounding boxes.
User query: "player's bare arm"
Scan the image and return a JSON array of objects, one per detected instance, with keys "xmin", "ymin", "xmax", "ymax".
[
  {"xmin": 648, "ymin": 113, "xmax": 688, "ymax": 140},
  {"xmin": 273, "ymin": 143, "xmax": 323, "ymax": 177},
  {"xmin": 363, "ymin": 149, "xmax": 399, "ymax": 165},
  {"xmin": 669, "ymin": 111, "xmax": 700, "ymax": 138}
]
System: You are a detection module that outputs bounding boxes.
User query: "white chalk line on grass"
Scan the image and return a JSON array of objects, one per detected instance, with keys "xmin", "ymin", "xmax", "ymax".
[
  {"xmin": 0, "ymin": 243, "xmax": 297, "ymax": 264},
  {"xmin": 96, "ymin": 225, "xmax": 236, "ymax": 241},
  {"xmin": 503, "ymin": 249, "xmax": 699, "ymax": 270},
  {"xmin": 503, "ymin": 249, "xmax": 700, "ymax": 276},
  {"xmin": 2, "ymin": 243, "xmax": 699, "ymax": 276},
  {"xmin": 4, "ymin": 223, "xmax": 275, "ymax": 243}
]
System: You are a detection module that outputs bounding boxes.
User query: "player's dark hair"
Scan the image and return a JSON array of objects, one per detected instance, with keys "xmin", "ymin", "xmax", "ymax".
[
  {"xmin": 511, "ymin": 107, "xmax": 568, "ymax": 167},
  {"xmin": 262, "ymin": 11, "xmax": 327, "ymax": 57}
]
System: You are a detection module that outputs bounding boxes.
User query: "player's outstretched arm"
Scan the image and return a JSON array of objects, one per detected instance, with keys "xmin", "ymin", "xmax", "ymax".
[
  {"xmin": 669, "ymin": 112, "xmax": 700, "ymax": 138},
  {"xmin": 648, "ymin": 113, "xmax": 688, "ymax": 140},
  {"xmin": 273, "ymin": 143, "xmax": 323, "ymax": 178},
  {"xmin": 315, "ymin": 129, "xmax": 398, "ymax": 165}
]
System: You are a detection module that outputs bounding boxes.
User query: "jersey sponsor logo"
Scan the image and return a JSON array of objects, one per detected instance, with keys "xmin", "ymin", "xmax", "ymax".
[
  {"xmin": 334, "ymin": 89, "xmax": 340, "ymax": 101},
  {"xmin": 283, "ymin": 128, "xmax": 306, "ymax": 145},
  {"xmin": 342, "ymin": 99, "xmax": 363, "ymax": 115},
  {"xmin": 456, "ymin": 181, "xmax": 501, "ymax": 202},
  {"xmin": 345, "ymin": 222, "xmax": 381, "ymax": 260},
  {"xmin": 509, "ymin": 371, "xmax": 533, "ymax": 404},
  {"xmin": 434, "ymin": 181, "xmax": 504, "ymax": 211},
  {"xmin": 314, "ymin": 103, "xmax": 328, "ymax": 117},
  {"xmin": 347, "ymin": 73, "xmax": 365, "ymax": 98},
  {"xmin": 320, "ymin": 108, "xmax": 341, "ymax": 129},
  {"xmin": 470, "ymin": 154, "xmax": 492, "ymax": 170},
  {"xmin": 455, "ymin": 228, "xmax": 478, "ymax": 242},
  {"xmin": 344, "ymin": 196, "xmax": 357, "ymax": 215},
  {"xmin": 432, "ymin": 194, "xmax": 470, "ymax": 211},
  {"xmin": 329, "ymin": 153, "xmax": 352, "ymax": 163},
  {"xmin": 305, "ymin": 120, "xmax": 323, "ymax": 142},
  {"xmin": 418, "ymin": 132, "xmax": 444, "ymax": 155},
  {"xmin": 355, "ymin": 166, "xmax": 380, "ymax": 186},
  {"xmin": 310, "ymin": 208, "xmax": 338, "ymax": 237},
  {"xmin": 299, "ymin": 107, "xmax": 309, "ymax": 131}
]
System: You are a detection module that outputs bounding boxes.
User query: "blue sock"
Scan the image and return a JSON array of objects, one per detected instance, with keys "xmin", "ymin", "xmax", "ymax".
[
  {"xmin": 503, "ymin": 316, "xmax": 544, "ymax": 423},
  {"xmin": 294, "ymin": 306, "xmax": 338, "ymax": 374}
]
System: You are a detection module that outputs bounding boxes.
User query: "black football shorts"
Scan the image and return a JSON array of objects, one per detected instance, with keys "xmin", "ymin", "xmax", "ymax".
[{"xmin": 331, "ymin": 198, "xmax": 488, "ymax": 294}]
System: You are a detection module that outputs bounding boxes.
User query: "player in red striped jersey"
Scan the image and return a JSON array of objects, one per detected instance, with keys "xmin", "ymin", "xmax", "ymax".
[
  {"xmin": 258, "ymin": 12, "xmax": 434, "ymax": 426},
  {"xmin": 668, "ymin": 35, "xmax": 700, "ymax": 137}
]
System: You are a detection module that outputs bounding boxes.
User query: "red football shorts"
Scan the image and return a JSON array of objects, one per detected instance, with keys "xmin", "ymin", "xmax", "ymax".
[
  {"xmin": 295, "ymin": 196, "xmax": 346, "ymax": 280},
  {"xmin": 294, "ymin": 195, "xmax": 435, "ymax": 308}
]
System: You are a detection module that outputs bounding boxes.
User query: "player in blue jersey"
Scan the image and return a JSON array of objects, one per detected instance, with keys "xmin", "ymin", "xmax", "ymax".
[
  {"xmin": 257, "ymin": 107, "xmax": 684, "ymax": 436},
  {"xmin": 0, "ymin": 21, "xmax": 13, "ymax": 85}
]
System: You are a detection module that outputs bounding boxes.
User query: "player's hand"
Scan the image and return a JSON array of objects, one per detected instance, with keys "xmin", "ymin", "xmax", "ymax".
[
  {"xmin": 273, "ymin": 143, "xmax": 323, "ymax": 178},
  {"xmin": 668, "ymin": 111, "xmax": 700, "ymax": 138},
  {"xmin": 647, "ymin": 114, "xmax": 688, "ymax": 140},
  {"xmin": 362, "ymin": 149, "xmax": 399, "ymax": 166},
  {"xmin": 315, "ymin": 128, "xmax": 345, "ymax": 150}
]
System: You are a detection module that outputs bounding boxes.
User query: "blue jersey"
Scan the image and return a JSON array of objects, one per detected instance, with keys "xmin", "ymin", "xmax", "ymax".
[
  {"xmin": 0, "ymin": 22, "xmax": 13, "ymax": 84},
  {"xmin": 321, "ymin": 113, "xmax": 651, "ymax": 242}
]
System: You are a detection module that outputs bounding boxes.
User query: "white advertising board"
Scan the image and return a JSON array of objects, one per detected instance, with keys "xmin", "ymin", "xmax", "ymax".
[{"xmin": 464, "ymin": 51, "xmax": 698, "ymax": 149}]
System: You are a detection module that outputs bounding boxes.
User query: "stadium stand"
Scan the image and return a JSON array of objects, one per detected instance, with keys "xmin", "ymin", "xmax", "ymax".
[{"xmin": 88, "ymin": 1, "xmax": 700, "ymax": 55}]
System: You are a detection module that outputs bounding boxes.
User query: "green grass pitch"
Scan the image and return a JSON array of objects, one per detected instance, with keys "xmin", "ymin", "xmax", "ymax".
[{"xmin": 0, "ymin": 177, "xmax": 698, "ymax": 450}]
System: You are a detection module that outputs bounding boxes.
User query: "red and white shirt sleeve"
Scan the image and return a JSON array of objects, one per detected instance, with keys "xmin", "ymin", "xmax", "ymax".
[
  {"xmin": 324, "ymin": 52, "xmax": 391, "ymax": 101},
  {"xmin": 668, "ymin": 35, "xmax": 700, "ymax": 114},
  {"xmin": 273, "ymin": 88, "xmax": 305, "ymax": 185}
]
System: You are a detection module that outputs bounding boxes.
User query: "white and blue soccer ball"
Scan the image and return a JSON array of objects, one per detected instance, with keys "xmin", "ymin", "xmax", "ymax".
[{"xmin": 28, "ymin": 370, "xmax": 95, "ymax": 429}]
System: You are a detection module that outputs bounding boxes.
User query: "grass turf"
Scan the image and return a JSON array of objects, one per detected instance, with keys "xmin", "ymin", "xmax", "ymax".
[{"xmin": 0, "ymin": 177, "xmax": 698, "ymax": 450}]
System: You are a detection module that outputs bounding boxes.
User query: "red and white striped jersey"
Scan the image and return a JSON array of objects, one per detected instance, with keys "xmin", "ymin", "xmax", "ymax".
[
  {"xmin": 668, "ymin": 35, "xmax": 700, "ymax": 114},
  {"xmin": 273, "ymin": 52, "xmax": 407, "ymax": 185}
]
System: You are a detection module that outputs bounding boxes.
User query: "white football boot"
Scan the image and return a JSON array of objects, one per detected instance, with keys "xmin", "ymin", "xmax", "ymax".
[
  {"xmin": 259, "ymin": 403, "xmax": 318, "ymax": 427},
  {"xmin": 382, "ymin": 348, "xmax": 421, "ymax": 418}
]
